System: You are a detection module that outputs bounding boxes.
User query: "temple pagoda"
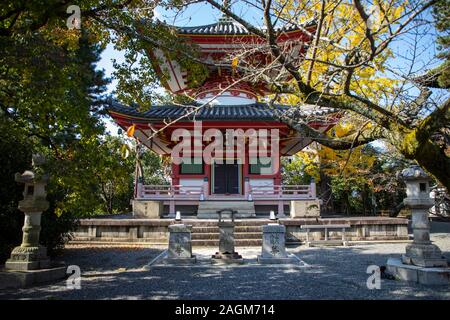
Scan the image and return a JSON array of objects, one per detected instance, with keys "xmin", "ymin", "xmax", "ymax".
[{"xmin": 107, "ymin": 12, "xmax": 338, "ymax": 218}]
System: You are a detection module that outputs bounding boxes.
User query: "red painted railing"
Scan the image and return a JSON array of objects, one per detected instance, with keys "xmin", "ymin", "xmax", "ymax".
[
  {"xmin": 249, "ymin": 184, "xmax": 313, "ymax": 199},
  {"xmin": 140, "ymin": 185, "xmax": 203, "ymax": 200},
  {"xmin": 137, "ymin": 183, "xmax": 315, "ymax": 200}
]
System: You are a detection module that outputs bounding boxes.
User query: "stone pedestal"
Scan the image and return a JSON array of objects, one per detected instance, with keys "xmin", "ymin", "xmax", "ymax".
[
  {"xmin": 166, "ymin": 224, "xmax": 196, "ymax": 264},
  {"xmin": 0, "ymin": 265, "xmax": 67, "ymax": 290},
  {"xmin": 290, "ymin": 200, "xmax": 320, "ymax": 218},
  {"xmin": 5, "ymin": 245, "xmax": 50, "ymax": 271},
  {"xmin": 212, "ymin": 222, "xmax": 243, "ymax": 264},
  {"xmin": 132, "ymin": 200, "xmax": 163, "ymax": 218},
  {"xmin": 387, "ymin": 258, "xmax": 450, "ymax": 285},
  {"xmin": 257, "ymin": 224, "xmax": 297, "ymax": 264},
  {"xmin": 5, "ymin": 211, "xmax": 52, "ymax": 271},
  {"xmin": 401, "ymin": 207, "xmax": 447, "ymax": 268}
]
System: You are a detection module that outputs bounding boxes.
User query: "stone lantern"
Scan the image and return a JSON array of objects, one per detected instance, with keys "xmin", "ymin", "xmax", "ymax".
[
  {"xmin": 5, "ymin": 154, "xmax": 51, "ymax": 271},
  {"xmin": 400, "ymin": 165, "xmax": 447, "ymax": 268},
  {"xmin": 386, "ymin": 165, "xmax": 449, "ymax": 285}
]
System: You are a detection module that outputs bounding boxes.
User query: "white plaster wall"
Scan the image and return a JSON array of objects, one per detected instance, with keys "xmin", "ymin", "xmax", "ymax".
[
  {"xmin": 197, "ymin": 93, "xmax": 257, "ymax": 105},
  {"xmin": 249, "ymin": 178, "xmax": 274, "ymax": 187},
  {"xmin": 178, "ymin": 178, "xmax": 204, "ymax": 194},
  {"xmin": 179, "ymin": 178, "xmax": 204, "ymax": 187}
]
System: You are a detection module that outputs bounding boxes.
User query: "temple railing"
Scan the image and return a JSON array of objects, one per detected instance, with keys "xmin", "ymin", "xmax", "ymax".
[
  {"xmin": 139, "ymin": 184, "xmax": 203, "ymax": 200},
  {"xmin": 137, "ymin": 181, "xmax": 316, "ymax": 201},
  {"xmin": 249, "ymin": 184, "xmax": 315, "ymax": 199}
]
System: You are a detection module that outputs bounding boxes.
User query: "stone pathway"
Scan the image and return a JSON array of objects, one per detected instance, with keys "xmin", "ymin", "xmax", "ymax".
[{"xmin": 1, "ymin": 224, "xmax": 449, "ymax": 300}]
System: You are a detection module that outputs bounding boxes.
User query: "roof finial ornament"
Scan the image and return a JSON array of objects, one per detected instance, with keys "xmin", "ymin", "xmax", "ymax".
[{"xmin": 218, "ymin": 0, "xmax": 233, "ymax": 23}]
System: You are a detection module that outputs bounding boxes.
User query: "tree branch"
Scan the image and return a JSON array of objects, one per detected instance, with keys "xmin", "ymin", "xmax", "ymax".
[{"xmin": 416, "ymin": 98, "xmax": 450, "ymax": 143}]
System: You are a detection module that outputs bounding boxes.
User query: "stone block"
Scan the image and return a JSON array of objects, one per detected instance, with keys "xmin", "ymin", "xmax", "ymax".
[
  {"xmin": 260, "ymin": 224, "xmax": 288, "ymax": 258},
  {"xmin": 403, "ymin": 243, "xmax": 448, "ymax": 267},
  {"xmin": 386, "ymin": 257, "xmax": 450, "ymax": 285},
  {"xmin": 290, "ymin": 200, "xmax": 320, "ymax": 218},
  {"xmin": 212, "ymin": 222, "xmax": 243, "ymax": 263},
  {"xmin": 132, "ymin": 200, "xmax": 163, "ymax": 218},
  {"xmin": 0, "ymin": 265, "xmax": 67, "ymax": 289},
  {"xmin": 211, "ymin": 254, "xmax": 244, "ymax": 264},
  {"xmin": 129, "ymin": 227, "xmax": 138, "ymax": 239},
  {"xmin": 257, "ymin": 223, "xmax": 297, "ymax": 264},
  {"xmin": 167, "ymin": 224, "xmax": 196, "ymax": 263},
  {"xmin": 218, "ymin": 222, "xmax": 235, "ymax": 254},
  {"xmin": 5, "ymin": 246, "xmax": 50, "ymax": 271}
]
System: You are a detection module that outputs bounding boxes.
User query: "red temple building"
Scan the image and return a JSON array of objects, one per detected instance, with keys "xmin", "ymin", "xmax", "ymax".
[{"xmin": 107, "ymin": 15, "xmax": 338, "ymax": 219}]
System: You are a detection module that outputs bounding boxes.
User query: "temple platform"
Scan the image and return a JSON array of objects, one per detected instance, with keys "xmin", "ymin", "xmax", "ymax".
[{"xmin": 71, "ymin": 216, "xmax": 409, "ymax": 246}]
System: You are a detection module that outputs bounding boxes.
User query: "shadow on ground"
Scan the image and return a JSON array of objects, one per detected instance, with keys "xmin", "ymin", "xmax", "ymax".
[{"xmin": 0, "ymin": 232, "xmax": 449, "ymax": 300}]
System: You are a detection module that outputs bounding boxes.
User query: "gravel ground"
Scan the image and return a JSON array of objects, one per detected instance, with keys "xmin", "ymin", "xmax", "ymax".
[{"xmin": 1, "ymin": 222, "xmax": 449, "ymax": 300}]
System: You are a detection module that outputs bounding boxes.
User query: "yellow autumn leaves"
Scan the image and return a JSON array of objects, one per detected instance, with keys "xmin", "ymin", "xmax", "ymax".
[
  {"xmin": 275, "ymin": 0, "xmax": 405, "ymax": 100},
  {"xmin": 293, "ymin": 142, "xmax": 376, "ymax": 183}
]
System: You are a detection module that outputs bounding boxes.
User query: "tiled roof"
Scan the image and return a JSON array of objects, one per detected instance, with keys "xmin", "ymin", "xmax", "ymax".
[
  {"xmin": 176, "ymin": 19, "xmax": 316, "ymax": 36},
  {"xmin": 107, "ymin": 99, "xmax": 333, "ymax": 122}
]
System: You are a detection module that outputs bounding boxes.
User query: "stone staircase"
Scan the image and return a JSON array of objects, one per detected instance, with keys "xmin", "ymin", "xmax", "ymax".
[
  {"xmin": 197, "ymin": 200, "xmax": 256, "ymax": 218},
  {"xmin": 190, "ymin": 220, "xmax": 267, "ymax": 246}
]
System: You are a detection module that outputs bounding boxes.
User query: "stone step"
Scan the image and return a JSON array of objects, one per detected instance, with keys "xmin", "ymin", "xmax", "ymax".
[
  {"xmin": 196, "ymin": 213, "xmax": 256, "ymax": 219},
  {"xmin": 183, "ymin": 220, "xmax": 273, "ymax": 227},
  {"xmin": 70, "ymin": 239, "xmax": 168, "ymax": 244},
  {"xmin": 192, "ymin": 239, "xmax": 262, "ymax": 246},
  {"xmin": 197, "ymin": 207, "xmax": 256, "ymax": 212},
  {"xmin": 197, "ymin": 201, "xmax": 256, "ymax": 208},
  {"xmin": 197, "ymin": 200, "xmax": 256, "ymax": 217},
  {"xmin": 192, "ymin": 232, "xmax": 262, "ymax": 240},
  {"xmin": 192, "ymin": 226, "xmax": 262, "ymax": 233},
  {"xmin": 306, "ymin": 240, "xmax": 346, "ymax": 247},
  {"xmin": 235, "ymin": 226, "xmax": 263, "ymax": 232}
]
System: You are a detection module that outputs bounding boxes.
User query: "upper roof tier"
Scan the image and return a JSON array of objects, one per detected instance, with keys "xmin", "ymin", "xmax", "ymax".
[
  {"xmin": 177, "ymin": 18, "xmax": 250, "ymax": 35},
  {"xmin": 176, "ymin": 17, "xmax": 316, "ymax": 36},
  {"xmin": 146, "ymin": 17, "xmax": 316, "ymax": 101}
]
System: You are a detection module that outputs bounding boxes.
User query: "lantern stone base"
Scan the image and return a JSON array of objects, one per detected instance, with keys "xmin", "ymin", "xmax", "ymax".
[
  {"xmin": 0, "ymin": 265, "xmax": 67, "ymax": 289},
  {"xmin": 5, "ymin": 246, "xmax": 50, "ymax": 271},
  {"xmin": 386, "ymin": 258, "xmax": 450, "ymax": 285},
  {"xmin": 211, "ymin": 252, "xmax": 244, "ymax": 264},
  {"xmin": 402, "ymin": 243, "xmax": 448, "ymax": 268}
]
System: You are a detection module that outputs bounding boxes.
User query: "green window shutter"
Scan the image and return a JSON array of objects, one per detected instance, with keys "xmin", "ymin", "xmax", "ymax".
[
  {"xmin": 180, "ymin": 157, "xmax": 203, "ymax": 174},
  {"xmin": 249, "ymin": 157, "xmax": 272, "ymax": 174}
]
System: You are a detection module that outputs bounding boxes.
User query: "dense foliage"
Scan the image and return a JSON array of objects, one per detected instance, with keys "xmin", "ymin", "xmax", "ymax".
[
  {"xmin": 282, "ymin": 142, "xmax": 408, "ymax": 215},
  {"xmin": 0, "ymin": 2, "xmax": 169, "ymax": 261}
]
